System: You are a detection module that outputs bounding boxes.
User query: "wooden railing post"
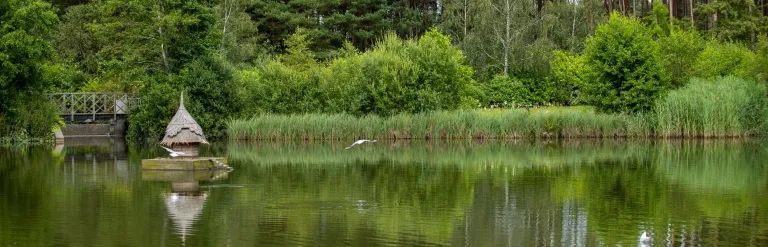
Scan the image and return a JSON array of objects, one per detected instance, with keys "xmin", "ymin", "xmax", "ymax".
[
  {"xmin": 70, "ymin": 94, "xmax": 74, "ymax": 122},
  {"xmin": 91, "ymin": 93, "xmax": 96, "ymax": 121}
]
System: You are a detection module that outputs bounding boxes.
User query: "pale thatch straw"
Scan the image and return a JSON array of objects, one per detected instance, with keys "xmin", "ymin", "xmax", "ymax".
[{"xmin": 160, "ymin": 93, "xmax": 209, "ymax": 145}]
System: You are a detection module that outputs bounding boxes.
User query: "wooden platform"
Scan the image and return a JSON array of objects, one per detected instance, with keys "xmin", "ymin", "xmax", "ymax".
[
  {"xmin": 141, "ymin": 170, "xmax": 230, "ymax": 181},
  {"xmin": 141, "ymin": 157, "xmax": 229, "ymax": 171}
]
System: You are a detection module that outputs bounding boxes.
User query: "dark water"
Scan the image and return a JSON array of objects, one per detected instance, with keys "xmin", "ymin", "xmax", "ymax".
[{"xmin": 1, "ymin": 139, "xmax": 768, "ymax": 246}]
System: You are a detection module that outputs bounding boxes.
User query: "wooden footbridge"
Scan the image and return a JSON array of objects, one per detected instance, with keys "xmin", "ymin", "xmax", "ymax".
[
  {"xmin": 47, "ymin": 92, "xmax": 141, "ymax": 137},
  {"xmin": 47, "ymin": 92, "xmax": 141, "ymax": 123}
]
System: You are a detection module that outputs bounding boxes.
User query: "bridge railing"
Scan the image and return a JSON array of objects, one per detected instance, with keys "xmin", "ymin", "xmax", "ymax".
[{"xmin": 46, "ymin": 92, "xmax": 142, "ymax": 121}]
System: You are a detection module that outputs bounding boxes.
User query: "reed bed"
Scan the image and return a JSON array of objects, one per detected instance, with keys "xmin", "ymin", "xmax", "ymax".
[
  {"xmin": 655, "ymin": 76, "xmax": 768, "ymax": 138},
  {"xmin": 228, "ymin": 109, "xmax": 654, "ymax": 141},
  {"xmin": 230, "ymin": 76, "xmax": 767, "ymax": 141}
]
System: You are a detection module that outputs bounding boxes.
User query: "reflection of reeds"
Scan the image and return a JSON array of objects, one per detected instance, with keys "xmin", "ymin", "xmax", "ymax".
[
  {"xmin": 227, "ymin": 140, "xmax": 654, "ymax": 167},
  {"xmin": 228, "ymin": 110, "xmax": 656, "ymax": 141}
]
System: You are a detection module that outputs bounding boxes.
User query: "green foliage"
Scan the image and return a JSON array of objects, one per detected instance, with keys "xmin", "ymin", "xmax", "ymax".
[
  {"xmin": 750, "ymin": 36, "xmax": 768, "ymax": 83},
  {"xmin": 236, "ymin": 29, "xmax": 478, "ymax": 117},
  {"xmin": 692, "ymin": 40, "xmax": 755, "ymax": 79},
  {"xmin": 646, "ymin": 1, "xmax": 671, "ymax": 36},
  {"xmin": 696, "ymin": 0, "xmax": 765, "ymax": 43},
  {"xmin": 128, "ymin": 55, "xmax": 240, "ymax": 141},
  {"xmin": 176, "ymin": 55, "xmax": 240, "ymax": 139},
  {"xmin": 407, "ymin": 29, "xmax": 478, "ymax": 112},
  {"xmin": 126, "ymin": 80, "xmax": 176, "ymax": 141},
  {"xmin": 658, "ymin": 28, "xmax": 705, "ymax": 87},
  {"xmin": 85, "ymin": 0, "xmax": 219, "ymax": 92},
  {"xmin": 655, "ymin": 76, "xmax": 768, "ymax": 137},
  {"xmin": 550, "ymin": 51, "xmax": 587, "ymax": 105},
  {"xmin": 0, "ymin": 0, "xmax": 61, "ymax": 140},
  {"xmin": 483, "ymin": 75, "xmax": 524, "ymax": 108},
  {"xmin": 583, "ymin": 13, "xmax": 670, "ymax": 113},
  {"xmin": 279, "ymin": 28, "xmax": 316, "ymax": 69},
  {"xmin": 733, "ymin": 35, "xmax": 768, "ymax": 84}
]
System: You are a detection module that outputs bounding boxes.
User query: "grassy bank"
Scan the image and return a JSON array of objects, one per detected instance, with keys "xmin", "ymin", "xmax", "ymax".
[{"xmin": 229, "ymin": 77, "xmax": 767, "ymax": 141}]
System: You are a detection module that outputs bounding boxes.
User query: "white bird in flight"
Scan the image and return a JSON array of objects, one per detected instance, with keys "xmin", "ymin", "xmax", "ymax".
[
  {"xmin": 345, "ymin": 139, "xmax": 377, "ymax": 149},
  {"xmin": 640, "ymin": 231, "xmax": 652, "ymax": 243},
  {"xmin": 161, "ymin": 146, "xmax": 185, "ymax": 157}
]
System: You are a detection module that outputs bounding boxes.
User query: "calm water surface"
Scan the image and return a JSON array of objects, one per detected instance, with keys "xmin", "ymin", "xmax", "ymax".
[{"xmin": 1, "ymin": 139, "xmax": 767, "ymax": 246}]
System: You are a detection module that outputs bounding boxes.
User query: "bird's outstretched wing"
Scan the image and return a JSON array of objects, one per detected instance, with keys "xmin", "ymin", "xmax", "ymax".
[
  {"xmin": 161, "ymin": 146, "xmax": 185, "ymax": 155},
  {"xmin": 345, "ymin": 143, "xmax": 356, "ymax": 149}
]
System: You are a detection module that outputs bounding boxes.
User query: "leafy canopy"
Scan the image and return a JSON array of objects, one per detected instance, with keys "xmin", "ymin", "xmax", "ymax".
[{"xmin": 584, "ymin": 13, "xmax": 670, "ymax": 113}]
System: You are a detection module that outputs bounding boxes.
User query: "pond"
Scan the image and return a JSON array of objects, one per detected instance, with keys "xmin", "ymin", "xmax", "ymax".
[{"xmin": 1, "ymin": 139, "xmax": 767, "ymax": 246}]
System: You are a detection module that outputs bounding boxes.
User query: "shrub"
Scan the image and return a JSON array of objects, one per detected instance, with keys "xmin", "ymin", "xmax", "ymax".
[
  {"xmin": 483, "ymin": 75, "xmax": 524, "ymax": 108},
  {"xmin": 406, "ymin": 28, "xmax": 478, "ymax": 112},
  {"xmin": 235, "ymin": 29, "xmax": 479, "ymax": 117},
  {"xmin": 126, "ymin": 79, "xmax": 177, "ymax": 141},
  {"xmin": 657, "ymin": 28, "xmax": 705, "ymax": 87},
  {"xmin": 550, "ymin": 51, "xmax": 587, "ymax": 105},
  {"xmin": 738, "ymin": 35, "xmax": 768, "ymax": 84},
  {"xmin": 583, "ymin": 13, "xmax": 670, "ymax": 113},
  {"xmin": 692, "ymin": 40, "xmax": 755, "ymax": 79}
]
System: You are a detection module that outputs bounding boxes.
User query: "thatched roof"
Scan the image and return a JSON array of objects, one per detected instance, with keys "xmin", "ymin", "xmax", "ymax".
[{"xmin": 161, "ymin": 93, "xmax": 209, "ymax": 145}]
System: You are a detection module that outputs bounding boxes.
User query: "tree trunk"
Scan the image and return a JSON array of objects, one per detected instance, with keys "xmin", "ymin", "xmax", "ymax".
[
  {"xmin": 623, "ymin": 0, "xmax": 630, "ymax": 15},
  {"xmin": 689, "ymin": 0, "xmax": 694, "ymax": 23},
  {"xmin": 221, "ymin": 0, "xmax": 233, "ymax": 51},
  {"xmin": 463, "ymin": 0, "xmax": 468, "ymax": 38},
  {"xmin": 423, "ymin": 0, "xmax": 429, "ymax": 28},
  {"xmin": 504, "ymin": 0, "xmax": 510, "ymax": 75},
  {"xmin": 633, "ymin": 0, "xmax": 637, "ymax": 16},
  {"xmin": 155, "ymin": 0, "xmax": 170, "ymax": 75},
  {"xmin": 570, "ymin": 0, "xmax": 577, "ymax": 51},
  {"xmin": 713, "ymin": 0, "xmax": 718, "ymax": 32},
  {"xmin": 669, "ymin": 0, "xmax": 674, "ymax": 24}
]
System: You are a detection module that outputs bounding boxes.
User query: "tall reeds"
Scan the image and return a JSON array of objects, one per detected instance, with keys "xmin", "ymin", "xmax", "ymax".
[
  {"xmin": 229, "ymin": 77, "xmax": 768, "ymax": 141},
  {"xmin": 228, "ymin": 109, "xmax": 651, "ymax": 141},
  {"xmin": 655, "ymin": 76, "xmax": 768, "ymax": 138}
]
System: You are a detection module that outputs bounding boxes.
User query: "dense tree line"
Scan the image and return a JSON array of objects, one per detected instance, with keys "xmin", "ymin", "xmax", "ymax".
[{"xmin": 1, "ymin": 0, "xmax": 767, "ymax": 142}]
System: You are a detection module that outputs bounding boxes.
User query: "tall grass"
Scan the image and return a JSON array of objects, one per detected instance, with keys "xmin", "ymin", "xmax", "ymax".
[
  {"xmin": 229, "ymin": 77, "xmax": 768, "ymax": 141},
  {"xmin": 228, "ymin": 109, "xmax": 652, "ymax": 141},
  {"xmin": 655, "ymin": 76, "xmax": 768, "ymax": 138}
]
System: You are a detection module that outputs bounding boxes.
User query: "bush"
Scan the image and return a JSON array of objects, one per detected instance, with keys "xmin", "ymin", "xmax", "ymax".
[
  {"xmin": 738, "ymin": 35, "xmax": 768, "ymax": 84},
  {"xmin": 0, "ymin": 93, "xmax": 62, "ymax": 143},
  {"xmin": 176, "ymin": 55, "xmax": 241, "ymax": 139},
  {"xmin": 658, "ymin": 28, "xmax": 704, "ymax": 87},
  {"xmin": 583, "ymin": 13, "xmax": 670, "ymax": 113},
  {"xmin": 550, "ymin": 51, "xmax": 586, "ymax": 105},
  {"xmin": 126, "ymin": 79, "xmax": 177, "ymax": 141},
  {"xmin": 236, "ymin": 29, "xmax": 479, "ymax": 117},
  {"xmin": 692, "ymin": 40, "xmax": 755, "ymax": 79},
  {"xmin": 407, "ymin": 28, "xmax": 478, "ymax": 111},
  {"xmin": 483, "ymin": 75, "xmax": 524, "ymax": 108},
  {"xmin": 655, "ymin": 76, "xmax": 768, "ymax": 137}
]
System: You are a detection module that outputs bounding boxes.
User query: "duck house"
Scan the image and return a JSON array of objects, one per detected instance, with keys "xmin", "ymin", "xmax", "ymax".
[
  {"xmin": 141, "ymin": 93, "xmax": 229, "ymax": 171},
  {"xmin": 160, "ymin": 93, "xmax": 208, "ymax": 158}
]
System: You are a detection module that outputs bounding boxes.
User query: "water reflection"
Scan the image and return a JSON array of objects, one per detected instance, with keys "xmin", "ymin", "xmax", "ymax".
[
  {"xmin": 142, "ymin": 170, "xmax": 229, "ymax": 244},
  {"xmin": 165, "ymin": 192, "xmax": 207, "ymax": 244},
  {"xmin": 1, "ymin": 140, "xmax": 767, "ymax": 246}
]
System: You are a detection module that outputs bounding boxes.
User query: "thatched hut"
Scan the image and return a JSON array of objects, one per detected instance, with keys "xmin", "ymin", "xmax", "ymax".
[{"xmin": 161, "ymin": 94, "xmax": 208, "ymax": 158}]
